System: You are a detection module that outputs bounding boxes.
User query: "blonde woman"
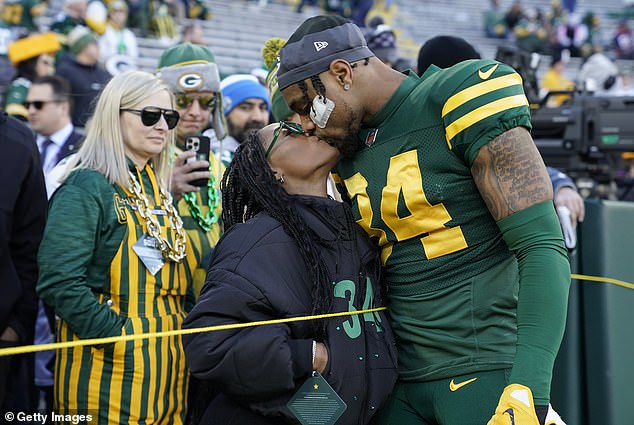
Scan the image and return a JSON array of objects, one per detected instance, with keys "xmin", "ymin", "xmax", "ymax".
[{"xmin": 37, "ymin": 70, "xmax": 196, "ymax": 424}]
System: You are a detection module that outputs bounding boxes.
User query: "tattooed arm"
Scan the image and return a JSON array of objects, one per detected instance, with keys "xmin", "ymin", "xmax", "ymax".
[
  {"xmin": 473, "ymin": 126, "xmax": 570, "ymax": 409},
  {"xmin": 471, "ymin": 126, "xmax": 553, "ymax": 220}
]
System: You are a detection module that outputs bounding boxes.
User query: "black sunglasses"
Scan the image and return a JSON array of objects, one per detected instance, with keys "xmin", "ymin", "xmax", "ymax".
[
  {"xmin": 265, "ymin": 121, "xmax": 304, "ymax": 157},
  {"xmin": 175, "ymin": 94, "xmax": 217, "ymax": 111},
  {"xmin": 121, "ymin": 107, "xmax": 180, "ymax": 129},
  {"xmin": 25, "ymin": 100, "xmax": 62, "ymax": 110}
]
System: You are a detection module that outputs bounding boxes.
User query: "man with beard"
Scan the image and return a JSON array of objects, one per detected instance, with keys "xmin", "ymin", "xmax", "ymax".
[
  {"xmin": 278, "ymin": 15, "xmax": 569, "ymax": 425},
  {"xmin": 215, "ymin": 74, "xmax": 270, "ymax": 165}
]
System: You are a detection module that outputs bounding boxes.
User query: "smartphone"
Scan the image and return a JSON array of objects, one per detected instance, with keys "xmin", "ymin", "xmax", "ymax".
[{"xmin": 185, "ymin": 135, "xmax": 211, "ymax": 187}]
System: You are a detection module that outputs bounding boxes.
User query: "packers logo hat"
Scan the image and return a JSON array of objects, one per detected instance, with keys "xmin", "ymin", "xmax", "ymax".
[
  {"xmin": 178, "ymin": 72, "xmax": 204, "ymax": 91},
  {"xmin": 157, "ymin": 43, "xmax": 221, "ymax": 94},
  {"xmin": 158, "ymin": 42, "xmax": 216, "ymax": 68},
  {"xmin": 156, "ymin": 42, "xmax": 226, "ymax": 139}
]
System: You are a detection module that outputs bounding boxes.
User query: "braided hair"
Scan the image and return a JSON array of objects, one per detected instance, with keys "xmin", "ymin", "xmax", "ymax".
[
  {"xmin": 296, "ymin": 57, "xmax": 371, "ymax": 106},
  {"xmin": 298, "ymin": 75, "xmax": 327, "ymax": 108},
  {"xmin": 221, "ymin": 130, "xmax": 333, "ymax": 339}
]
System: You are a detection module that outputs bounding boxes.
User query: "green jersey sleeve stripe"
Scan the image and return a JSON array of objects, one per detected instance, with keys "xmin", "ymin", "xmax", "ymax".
[
  {"xmin": 445, "ymin": 94, "xmax": 529, "ymax": 147},
  {"xmin": 442, "ymin": 73, "xmax": 523, "ymax": 118}
]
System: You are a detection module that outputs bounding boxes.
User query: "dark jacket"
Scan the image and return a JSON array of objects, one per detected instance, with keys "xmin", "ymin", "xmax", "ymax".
[
  {"xmin": 55, "ymin": 58, "xmax": 110, "ymax": 128},
  {"xmin": 0, "ymin": 111, "xmax": 47, "ymax": 343},
  {"xmin": 183, "ymin": 195, "xmax": 398, "ymax": 425},
  {"xmin": 54, "ymin": 130, "xmax": 83, "ymax": 166}
]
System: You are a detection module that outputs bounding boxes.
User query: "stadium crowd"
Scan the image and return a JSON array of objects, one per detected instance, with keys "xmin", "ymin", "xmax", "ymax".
[{"xmin": 1, "ymin": 0, "xmax": 633, "ymax": 424}]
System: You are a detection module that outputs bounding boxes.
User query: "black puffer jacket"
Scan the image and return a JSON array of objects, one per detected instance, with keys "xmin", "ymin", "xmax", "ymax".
[{"xmin": 183, "ymin": 195, "xmax": 397, "ymax": 425}]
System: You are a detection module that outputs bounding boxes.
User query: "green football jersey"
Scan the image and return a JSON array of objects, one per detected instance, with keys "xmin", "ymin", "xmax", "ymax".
[
  {"xmin": 334, "ymin": 59, "xmax": 533, "ymax": 381},
  {"xmin": 1, "ymin": 0, "xmax": 45, "ymax": 31},
  {"xmin": 4, "ymin": 77, "xmax": 30, "ymax": 119}
]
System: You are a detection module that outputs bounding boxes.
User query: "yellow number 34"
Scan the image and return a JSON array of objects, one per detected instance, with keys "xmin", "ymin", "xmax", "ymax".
[{"xmin": 344, "ymin": 150, "xmax": 467, "ymax": 264}]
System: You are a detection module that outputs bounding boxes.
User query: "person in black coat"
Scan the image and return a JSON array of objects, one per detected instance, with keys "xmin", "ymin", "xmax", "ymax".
[
  {"xmin": 55, "ymin": 26, "xmax": 111, "ymax": 129},
  {"xmin": 183, "ymin": 122, "xmax": 398, "ymax": 425},
  {"xmin": 0, "ymin": 110, "xmax": 47, "ymax": 413}
]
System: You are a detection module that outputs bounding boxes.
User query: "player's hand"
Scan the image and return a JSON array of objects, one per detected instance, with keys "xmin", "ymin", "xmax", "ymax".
[
  {"xmin": 487, "ymin": 384, "xmax": 567, "ymax": 425},
  {"xmin": 554, "ymin": 186, "xmax": 585, "ymax": 224},
  {"xmin": 171, "ymin": 150, "xmax": 210, "ymax": 201}
]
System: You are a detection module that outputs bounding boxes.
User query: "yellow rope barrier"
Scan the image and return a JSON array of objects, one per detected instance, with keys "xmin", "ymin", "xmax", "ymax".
[
  {"xmin": 571, "ymin": 273, "xmax": 634, "ymax": 290},
  {"xmin": 0, "ymin": 307, "xmax": 387, "ymax": 357},
  {"xmin": 1, "ymin": 272, "xmax": 631, "ymax": 358}
]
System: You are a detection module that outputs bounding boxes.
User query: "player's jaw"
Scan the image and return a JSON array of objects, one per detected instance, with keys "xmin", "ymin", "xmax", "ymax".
[{"xmin": 318, "ymin": 108, "xmax": 363, "ymax": 160}]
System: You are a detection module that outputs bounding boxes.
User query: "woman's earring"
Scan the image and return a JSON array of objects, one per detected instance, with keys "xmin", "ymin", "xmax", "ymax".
[
  {"xmin": 343, "ymin": 83, "xmax": 350, "ymax": 91},
  {"xmin": 278, "ymin": 175, "xmax": 285, "ymax": 184}
]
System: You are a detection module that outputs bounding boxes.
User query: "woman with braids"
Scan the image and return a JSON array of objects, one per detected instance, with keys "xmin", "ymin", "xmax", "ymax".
[
  {"xmin": 37, "ymin": 70, "xmax": 196, "ymax": 423},
  {"xmin": 182, "ymin": 123, "xmax": 398, "ymax": 425}
]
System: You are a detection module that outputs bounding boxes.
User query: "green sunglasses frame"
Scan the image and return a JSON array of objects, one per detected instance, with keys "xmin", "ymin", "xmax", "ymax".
[{"xmin": 265, "ymin": 121, "xmax": 304, "ymax": 157}]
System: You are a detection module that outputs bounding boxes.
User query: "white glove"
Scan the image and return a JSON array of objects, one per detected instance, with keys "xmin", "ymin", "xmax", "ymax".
[{"xmin": 556, "ymin": 206, "xmax": 577, "ymax": 249}]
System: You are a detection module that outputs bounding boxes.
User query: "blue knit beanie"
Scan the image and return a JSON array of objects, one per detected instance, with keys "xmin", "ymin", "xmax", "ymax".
[{"xmin": 220, "ymin": 74, "xmax": 270, "ymax": 116}]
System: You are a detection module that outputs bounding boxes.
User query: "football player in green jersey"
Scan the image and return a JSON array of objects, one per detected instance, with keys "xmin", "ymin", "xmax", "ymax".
[
  {"xmin": 277, "ymin": 15, "xmax": 570, "ymax": 425},
  {"xmin": 416, "ymin": 35, "xmax": 585, "ymax": 229}
]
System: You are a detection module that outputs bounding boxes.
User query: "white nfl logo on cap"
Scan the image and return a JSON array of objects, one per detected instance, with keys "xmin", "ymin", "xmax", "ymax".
[{"xmin": 314, "ymin": 41, "xmax": 328, "ymax": 52}]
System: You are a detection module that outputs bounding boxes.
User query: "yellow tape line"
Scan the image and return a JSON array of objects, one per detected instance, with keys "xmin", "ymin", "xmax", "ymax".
[
  {"xmin": 0, "ymin": 307, "xmax": 387, "ymax": 357},
  {"xmin": 571, "ymin": 273, "xmax": 634, "ymax": 290},
  {"xmin": 1, "ymin": 273, "xmax": 631, "ymax": 358}
]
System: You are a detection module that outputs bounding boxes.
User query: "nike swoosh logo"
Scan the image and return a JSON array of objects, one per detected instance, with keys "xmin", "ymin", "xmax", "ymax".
[
  {"xmin": 449, "ymin": 377, "xmax": 478, "ymax": 391},
  {"xmin": 478, "ymin": 64, "xmax": 499, "ymax": 80}
]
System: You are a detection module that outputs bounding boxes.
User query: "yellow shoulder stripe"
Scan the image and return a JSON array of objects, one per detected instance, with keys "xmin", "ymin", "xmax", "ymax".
[
  {"xmin": 442, "ymin": 73, "xmax": 523, "ymax": 118},
  {"xmin": 445, "ymin": 94, "xmax": 528, "ymax": 148}
]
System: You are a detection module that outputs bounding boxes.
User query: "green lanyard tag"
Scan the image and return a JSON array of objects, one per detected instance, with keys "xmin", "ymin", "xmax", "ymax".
[{"xmin": 287, "ymin": 371, "xmax": 347, "ymax": 425}]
